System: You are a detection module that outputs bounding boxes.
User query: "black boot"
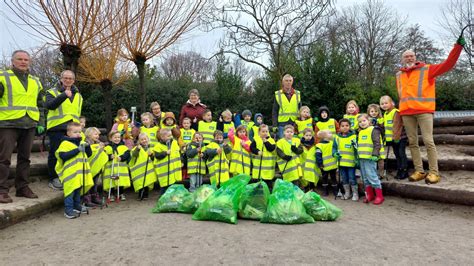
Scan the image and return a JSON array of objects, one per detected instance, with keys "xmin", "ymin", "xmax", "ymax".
[
  {"xmin": 331, "ymin": 185, "xmax": 338, "ymax": 197},
  {"xmin": 322, "ymin": 184, "xmax": 329, "ymax": 196},
  {"xmin": 399, "ymin": 169, "xmax": 409, "ymax": 180}
]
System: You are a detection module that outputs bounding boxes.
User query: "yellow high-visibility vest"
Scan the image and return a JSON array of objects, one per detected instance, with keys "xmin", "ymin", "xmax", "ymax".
[
  {"xmin": 203, "ymin": 141, "xmax": 230, "ymax": 186},
  {"xmin": 102, "ymin": 145, "xmax": 131, "ymax": 190},
  {"xmin": 153, "ymin": 140, "xmax": 182, "ymax": 187},
  {"xmin": 141, "ymin": 126, "xmax": 159, "ymax": 147},
  {"xmin": 198, "ymin": 120, "xmax": 217, "ymax": 144},
  {"xmin": 129, "ymin": 146, "xmax": 157, "ymax": 192},
  {"xmin": 276, "ymin": 138, "xmax": 302, "ymax": 182},
  {"xmin": 187, "ymin": 143, "xmax": 206, "ymax": 175},
  {"xmin": 0, "ymin": 70, "xmax": 41, "ymax": 121},
  {"xmin": 316, "ymin": 141, "xmax": 337, "ymax": 171},
  {"xmin": 55, "ymin": 140, "xmax": 94, "ymax": 197},
  {"xmin": 275, "ymin": 90, "xmax": 301, "ymax": 123},
  {"xmin": 334, "ymin": 134, "xmax": 356, "ymax": 167},
  {"xmin": 295, "ymin": 118, "xmax": 313, "ymax": 138},
  {"xmin": 316, "ymin": 118, "xmax": 337, "ymax": 134},
  {"xmin": 300, "ymin": 145, "xmax": 321, "ymax": 184},
  {"xmin": 343, "ymin": 114, "xmax": 359, "ymax": 131},
  {"xmin": 357, "ymin": 126, "xmax": 375, "ymax": 159},
  {"xmin": 383, "ymin": 108, "xmax": 398, "ymax": 142},
  {"xmin": 251, "ymin": 136, "xmax": 276, "ymax": 180},
  {"xmin": 230, "ymin": 136, "xmax": 251, "ymax": 175},
  {"xmin": 240, "ymin": 120, "xmax": 254, "ymax": 130},
  {"xmin": 88, "ymin": 143, "xmax": 108, "ymax": 177},
  {"xmin": 179, "ymin": 128, "xmax": 195, "ymax": 145},
  {"xmin": 46, "ymin": 88, "xmax": 82, "ymax": 129}
]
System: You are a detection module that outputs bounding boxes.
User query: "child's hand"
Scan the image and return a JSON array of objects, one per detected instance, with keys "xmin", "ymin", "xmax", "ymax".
[
  {"xmin": 198, "ymin": 153, "xmax": 204, "ymax": 158},
  {"xmin": 99, "ymin": 142, "xmax": 105, "ymax": 148},
  {"xmin": 217, "ymin": 148, "xmax": 222, "ymax": 154},
  {"xmin": 117, "ymin": 156, "xmax": 122, "ymax": 162},
  {"xmin": 258, "ymin": 151, "xmax": 263, "ymax": 156},
  {"xmin": 137, "ymin": 144, "xmax": 142, "ymax": 150},
  {"xmin": 219, "ymin": 116, "xmax": 223, "ymax": 122},
  {"xmin": 370, "ymin": 155, "xmax": 379, "ymax": 162},
  {"xmin": 193, "ymin": 117, "xmax": 197, "ymax": 123},
  {"xmin": 167, "ymin": 150, "xmax": 171, "ymax": 155},
  {"xmin": 197, "ymin": 147, "xmax": 201, "ymax": 152},
  {"xmin": 110, "ymin": 154, "xmax": 114, "ymax": 160},
  {"xmin": 148, "ymin": 150, "xmax": 153, "ymax": 156}
]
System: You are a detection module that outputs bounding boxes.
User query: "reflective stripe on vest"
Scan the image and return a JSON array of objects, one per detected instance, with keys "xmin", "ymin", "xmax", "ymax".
[
  {"xmin": 180, "ymin": 128, "xmax": 195, "ymax": 145},
  {"xmin": 230, "ymin": 137, "xmax": 252, "ymax": 175},
  {"xmin": 295, "ymin": 118, "xmax": 313, "ymax": 137},
  {"xmin": 300, "ymin": 145, "xmax": 320, "ymax": 184},
  {"xmin": 275, "ymin": 90, "xmax": 301, "ymax": 122},
  {"xmin": 276, "ymin": 137, "xmax": 302, "ymax": 182},
  {"xmin": 358, "ymin": 126, "xmax": 374, "ymax": 159},
  {"xmin": 153, "ymin": 140, "xmax": 182, "ymax": 186},
  {"xmin": 0, "ymin": 70, "xmax": 41, "ymax": 121},
  {"xmin": 397, "ymin": 66, "xmax": 436, "ymax": 113},
  {"xmin": 46, "ymin": 89, "xmax": 82, "ymax": 129},
  {"xmin": 251, "ymin": 136, "xmax": 276, "ymax": 180},
  {"xmin": 141, "ymin": 126, "xmax": 159, "ymax": 147},
  {"xmin": 187, "ymin": 144, "xmax": 206, "ymax": 174},
  {"xmin": 383, "ymin": 108, "xmax": 398, "ymax": 142},
  {"xmin": 335, "ymin": 135, "xmax": 356, "ymax": 167},
  {"xmin": 316, "ymin": 118, "xmax": 337, "ymax": 134},
  {"xmin": 198, "ymin": 121, "xmax": 217, "ymax": 144},
  {"xmin": 316, "ymin": 141, "xmax": 337, "ymax": 171},
  {"xmin": 102, "ymin": 145, "xmax": 131, "ymax": 190}
]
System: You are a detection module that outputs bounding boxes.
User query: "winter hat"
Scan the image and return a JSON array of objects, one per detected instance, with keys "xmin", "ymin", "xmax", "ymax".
[
  {"xmin": 164, "ymin": 112, "xmax": 176, "ymax": 125},
  {"xmin": 254, "ymin": 113, "xmax": 263, "ymax": 124},
  {"xmin": 318, "ymin": 106, "xmax": 330, "ymax": 122},
  {"xmin": 242, "ymin": 109, "xmax": 252, "ymax": 118}
]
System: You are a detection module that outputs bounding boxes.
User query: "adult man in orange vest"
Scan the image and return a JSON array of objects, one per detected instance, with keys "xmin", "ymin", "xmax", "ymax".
[{"xmin": 396, "ymin": 37, "xmax": 465, "ymax": 184}]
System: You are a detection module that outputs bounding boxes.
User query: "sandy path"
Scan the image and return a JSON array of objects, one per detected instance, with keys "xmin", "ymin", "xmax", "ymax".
[{"xmin": 1, "ymin": 192, "xmax": 473, "ymax": 265}]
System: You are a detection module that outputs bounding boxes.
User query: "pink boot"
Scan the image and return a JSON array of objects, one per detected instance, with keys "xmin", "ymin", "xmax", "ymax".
[
  {"xmin": 373, "ymin": 188, "xmax": 384, "ymax": 205},
  {"xmin": 363, "ymin": 186, "xmax": 374, "ymax": 203}
]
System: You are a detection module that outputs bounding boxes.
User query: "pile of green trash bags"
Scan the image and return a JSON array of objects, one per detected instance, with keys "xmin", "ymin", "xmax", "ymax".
[{"xmin": 151, "ymin": 176, "xmax": 342, "ymax": 225}]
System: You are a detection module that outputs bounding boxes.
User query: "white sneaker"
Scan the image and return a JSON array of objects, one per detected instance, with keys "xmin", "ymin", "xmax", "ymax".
[{"xmin": 120, "ymin": 194, "xmax": 126, "ymax": 201}]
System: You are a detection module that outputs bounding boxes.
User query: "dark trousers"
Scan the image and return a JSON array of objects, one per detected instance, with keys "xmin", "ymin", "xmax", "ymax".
[
  {"xmin": 387, "ymin": 139, "xmax": 408, "ymax": 171},
  {"xmin": 47, "ymin": 131, "xmax": 66, "ymax": 181},
  {"xmin": 0, "ymin": 128, "xmax": 35, "ymax": 193},
  {"xmin": 321, "ymin": 169, "xmax": 337, "ymax": 185}
]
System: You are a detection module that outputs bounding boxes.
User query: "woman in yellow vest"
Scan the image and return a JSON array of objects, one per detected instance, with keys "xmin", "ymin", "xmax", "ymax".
[
  {"xmin": 357, "ymin": 114, "xmax": 384, "ymax": 205},
  {"xmin": 276, "ymin": 125, "xmax": 303, "ymax": 184},
  {"xmin": 203, "ymin": 130, "xmax": 232, "ymax": 187},
  {"xmin": 84, "ymin": 127, "xmax": 108, "ymax": 207},
  {"xmin": 186, "ymin": 132, "xmax": 206, "ymax": 192},
  {"xmin": 153, "ymin": 128, "xmax": 182, "ymax": 195},
  {"xmin": 332, "ymin": 119, "xmax": 358, "ymax": 201},
  {"xmin": 55, "ymin": 122, "xmax": 94, "ymax": 219},
  {"xmin": 130, "ymin": 133, "xmax": 157, "ymax": 200},
  {"xmin": 343, "ymin": 100, "xmax": 360, "ymax": 131},
  {"xmin": 45, "ymin": 70, "xmax": 82, "ymax": 190},
  {"xmin": 102, "ymin": 131, "xmax": 131, "ymax": 202},
  {"xmin": 314, "ymin": 106, "xmax": 339, "ymax": 141},
  {"xmin": 229, "ymin": 125, "xmax": 252, "ymax": 176},
  {"xmin": 316, "ymin": 130, "xmax": 338, "ymax": 197},
  {"xmin": 112, "ymin": 108, "xmax": 136, "ymax": 150},
  {"xmin": 250, "ymin": 124, "xmax": 276, "ymax": 188},
  {"xmin": 294, "ymin": 106, "xmax": 314, "ymax": 138},
  {"xmin": 299, "ymin": 128, "xmax": 321, "ymax": 192},
  {"xmin": 139, "ymin": 112, "xmax": 159, "ymax": 148},
  {"xmin": 198, "ymin": 109, "xmax": 217, "ymax": 145},
  {"xmin": 380, "ymin": 95, "xmax": 409, "ymax": 180}
]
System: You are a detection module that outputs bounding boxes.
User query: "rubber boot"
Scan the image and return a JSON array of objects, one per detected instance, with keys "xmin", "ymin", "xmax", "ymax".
[
  {"xmin": 351, "ymin": 185, "xmax": 359, "ymax": 201},
  {"xmin": 373, "ymin": 188, "xmax": 384, "ymax": 205},
  {"xmin": 91, "ymin": 193, "xmax": 102, "ymax": 205},
  {"xmin": 322, "ymin": 184, "xmax": 329, "ymax": 196},
  {"xmin": 363, "ymin": 186, "xmax": 375, "ymax": 203},
  {"xmin": 331, "ymin": 185, "xmax": 338, "ymax": 198},
  {"xmin": 342, "ymin": 184, "xmax": 351, "ymax": 200},
  {"xmin": 84, "ymin": 194, "xmax": 98, "ymax": 208}
]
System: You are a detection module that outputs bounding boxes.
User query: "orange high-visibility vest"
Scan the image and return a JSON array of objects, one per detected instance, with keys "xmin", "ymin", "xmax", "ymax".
[{"xmin": 396, "ymin": 65, "xmax": 435, "ymax": 113}]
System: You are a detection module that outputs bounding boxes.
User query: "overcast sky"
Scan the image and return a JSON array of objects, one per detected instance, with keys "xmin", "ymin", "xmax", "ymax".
[{"xmin": 0, "ymin": 0, "xmax": 454, "ymax": 63}]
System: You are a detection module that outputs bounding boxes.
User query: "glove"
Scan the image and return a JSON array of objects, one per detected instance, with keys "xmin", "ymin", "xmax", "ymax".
[
  {"xmin": 394, "ymin": 139, "xmax": 400, "ymax": 144},
  {"xmin": 36, "ymin": 126, "xmax": 45, "ymax": 135},
  {"xmin": 78, "ymin": 144, "xmax": 85, "ymax": 153},
  {"xmin": 355, "ymin": 159, "xmax": 360, "ymax": 168},
  {"xmin": 370, "ymin": 155, "xmax": 379, "ymax": 162},
  {"xmin": 291, "ymin": 145, "xmax": 298, "ymax": 153},
  {"xmin": 283, "ymin": 155, "xmax": 292, "ymax": 161},
  {"xmin": 457, "ymin": 36, "xmax": 466, "ymax": 46},
  {"xmin": 272, "ymin": 127, "xmax": 278, "ymax": 134},
  {"xmin": 333, "ymin": 152, "xmax": 341, "ymax": 159}
]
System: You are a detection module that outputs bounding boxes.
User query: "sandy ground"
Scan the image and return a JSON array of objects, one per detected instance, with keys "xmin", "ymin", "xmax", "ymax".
[{"xmin": 1, "ymin": 191, "xmax": 473, "ymax": 265}]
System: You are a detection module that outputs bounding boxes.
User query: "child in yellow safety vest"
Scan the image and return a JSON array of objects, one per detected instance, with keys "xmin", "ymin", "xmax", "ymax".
[
  {"xmin": 186, "ymin": 132, "xmax": 206, "ymax": 192},
  {"xmin": 299, "ymin": 128, "xmax": 321, "ymax": 192},
  {"xmin": 112, "ymin": 108, "xmax": 136, "ymax": 150},
  {"xmin": 162, "ymin": 112, "xmax": 181, "ymax": 140},
  {"xmin": 84, "ymin": 127, "xmax": 108, "ymax": 207},
  {"xmin": 316, "ymin": 130, "xmax": 338, "ymax": 197},
  {"xmin": 179, "ymin": 117, "xmax": 196, "ymax": 179},
  {"xmin": 238, "ymin": 109, "xmax": 255, "ymax": 131},
  {"xmin": 380, "ymin": 95, "xmax": 408, "ymax": 180},
  {"xmin": 367, "ymin": 104, "xmax": 386, "ymax": 179},
  {"xmin": 198, "ymin": 109, "xmax": 217, "ymax": 145},
  {"xmin": 203, "ymin": 130, "xmax": 232, "ymax": 187},
  {"xmin": 343, "ymin": 100, "xmax": 360, "ymax": 131},
  {"xmin": 276, "ymin": 125, "xmax": 303, "ymax": 185},
  {"xmin": 153, "ymin": 128, "xmax": 182, "ymax": 195},
  {"xmin": 314, "ymin": 106, "xmax": 339, "ymax": 142},
  {"xmin": 102, "ymin": 131, "xmax": 131, "ymax": 201},
  {"xmin": 294, "ymin": 106, "xmax": 314, "ymax": 138},
  {"xmin": 249, "ymin": 113, "xmax": 263, "ymax": 142},
  {"xmin": 229, "ymin": 125, "xmax": 252, "ymax": 176},
  {"xmin": 250, "ymin": 124, "xmax": 276, "ymax": 189},
  {"xmin": 217, "ymin": 109, "xmax": 235, "ymax": 140},
  {"xmin": 55, "ymin": 122, "xmax": 94, "ymax": 219},
  {"xmin": 356, "ymin": 114, "xmax": 384, "ymax": 205},
  {"xmin": 79, "ymin": 116, "xmax": 87, "ymax": 141},
  {"xmin": 332, "ymin": 119, "xmax": 358, "ymax": 201},
  {"xmin": 130, "ymin": 133, "xmax": 157, "ymax": 200},
  {"xmin": 139, "ymin": 112, "xmax": 159, "ymax": 148}
]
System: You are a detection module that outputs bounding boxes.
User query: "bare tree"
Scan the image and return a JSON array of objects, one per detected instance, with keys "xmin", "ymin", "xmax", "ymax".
[
  {"xmin": 205, "ymin": 0, "xmax": 334, "ymax": 80},
  {"xmin": 438, "ymin": 0, "xmax": 473, "ymax": 70},
  {"xmin": 337, "ymin": 0, "xmax": 406, "ymax": 85},
  {"xmin": 403, "ymin": 24, "xmax": 442, "ymax": 63},
  {"xmin": 121, "ymin": 0, "xmax": 208, "ymax": 113},
  {"xmin": 29, "ymin": 47, "xmax": 63, "ymax": 89},
  {"xmin": 5, "ymin": 0, "xmax": 129, "ymax": 73},
  {"xmin": 160, "ymin": 51, "xmax": 214, "ymax": 82}
]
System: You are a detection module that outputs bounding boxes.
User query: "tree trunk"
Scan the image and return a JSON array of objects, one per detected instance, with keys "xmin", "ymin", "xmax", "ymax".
[
  {"xmin": 433, "ymin": 116, "xmax": 474, "ymax": 127},
  {"xmin": 134, "ymin": 56, "xmax": 147, "ymax": 113},
  {"xmin": 418, "ymin": 134, "xmax": 474, "ymax": 146},
  {"xmin": 100, "ymin": 79, "xmax": 113, "ymax": 131},
  {"xmin": 60, "ymin": 43, "xmax": 82, "ymax": 74},
  {"xmin": 430, "ymin": 126, "xmax": 474, "ymax": 135}
]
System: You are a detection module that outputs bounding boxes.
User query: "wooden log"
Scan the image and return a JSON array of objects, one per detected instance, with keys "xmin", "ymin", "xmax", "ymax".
[
  {"xmin": 386, "ymin": 158, "xmax": 474, "ymax": 171},
  {"xmin": 433, "ymin": 116, "xmax": 474, "ymax": 127},
  {"xmin": 418, "ymin": 134, "xmax": 474, "ymax": 146},
  {"xmin": 431, "ymin": 126, "xmax": 474, "ymax": 135}
]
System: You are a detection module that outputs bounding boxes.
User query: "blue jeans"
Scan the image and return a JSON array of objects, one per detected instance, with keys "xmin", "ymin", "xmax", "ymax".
[
  {"xmin": 277, "ymin": 125, "xmax": 285, "ymax": 139},
  {"xmin": 360, "ymin": 159, "xmax": 381, "ymax": 189},
  {"xmin": 48, "ymin": 131, "xmax": 66, "ymax": 181},
  {"xmin": 189, "ymin": 173, "xmax": 203, "ymax": 192},
  {"xmin": 64, "ymin": 188, "xmax": 81, "ymax": 214},
  {"xmin": 339, "ymin": 166, "xmax": 356, "ymax": 186}
]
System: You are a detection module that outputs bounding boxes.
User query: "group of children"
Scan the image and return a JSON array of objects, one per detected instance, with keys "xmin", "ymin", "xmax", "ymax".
[{"xmin": 54, "ymin": 95, "xmax": 407, "ymax": 218}]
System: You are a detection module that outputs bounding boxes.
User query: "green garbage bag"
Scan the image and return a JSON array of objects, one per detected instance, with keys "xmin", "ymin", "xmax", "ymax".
[
  {"xmin": 238, "ymin": 181, "xmax": 270, "ymax": 220},
  {"xmin": 151, "ymin": 184, "xmax": 191, "ymax": 213},
  {"xmin": 302, "ymin": 191, "xmax": 342, "ymax": 221},
  {"xmin": 272, "ymin": 179, "xmax": 305, "ymax": 201},
  {"xmin": 193, "ymin": 174, "xmax": 251, "ymax": 224},
  {"xmin": 261, "ymin": 179, "xmax": 314, "ymax": 224},
  {"xmin": 181, "ymin": 185, "xmax": 216, "ymax": 213}
]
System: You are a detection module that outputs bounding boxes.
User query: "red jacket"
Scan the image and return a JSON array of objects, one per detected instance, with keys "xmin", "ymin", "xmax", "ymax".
[{"xmin": 179, "ymin": 100, "xmax": 207, "ymax": 128}]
